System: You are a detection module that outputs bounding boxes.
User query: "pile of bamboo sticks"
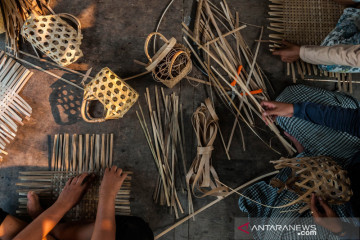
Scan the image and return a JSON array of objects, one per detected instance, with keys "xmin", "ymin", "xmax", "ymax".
[
  {"xmin": 17, "ymin": 133, "xmax": 132, "ymax": 220},
  {"xmin": 183, "ymin": 0, "xmax": 295, "ymax": 155},
  {"xmin": 0, "ymin": 51, "xmax": 33, "ymax": 160},
  {"xmin": 137, "ymin": 87, "xmax": 193, "ymax": 219},
  {"xmin": 0, "ymin": 0, "xmax": 48, "ymax": 54}
]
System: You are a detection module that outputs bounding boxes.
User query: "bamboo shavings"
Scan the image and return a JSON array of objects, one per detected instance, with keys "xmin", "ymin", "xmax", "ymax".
[
  {"xmin": 183, "ymin": 0, "xmax": 295, "ymax": 155},
  {"xmin": 17, "ymin": 133, "xmax": 132, "ymax": 220},
  {"xmin": 186, "ymin": 98, "xmax": 228, "ymax": 198},
  {"xmin": 136, "ymin": 87, "xmax": 193, "ymax": 219},
  {"xmin": 268, "ymin": 0, "xmax": 353, "ymax": 92},
  {"xmin": 0, "ymin": 51, "xmax": 33, "ymax": 160},
  {"xmin": 0, "ymin": 0, "xmax": 48, "ymax": 54}
]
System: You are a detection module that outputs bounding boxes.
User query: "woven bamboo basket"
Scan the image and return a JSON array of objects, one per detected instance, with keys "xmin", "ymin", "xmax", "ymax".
[
  {"xmin": 270, "ymin": 156, "xmax": 352, "ymax": 212},
  {"xmin": 21, "ymin": 13, "xmax": 83, "ymax": 67},
  {"xmin": 81, "ymin": 67, "xmax": 139, "ymax": 123},
  {"xmin": 144, "ymin": 32, "xmax": 192, "ymax": 89}
]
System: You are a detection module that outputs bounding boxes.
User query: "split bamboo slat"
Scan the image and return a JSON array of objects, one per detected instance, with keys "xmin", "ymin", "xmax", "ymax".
[
  {"xmin": 268, "ymin": 0, "xmax": 353, "ymax": 91},
  {"xmin": 270, "ymin": 156, "xmax": 352, "ymax": 213},
  {"xmin": 183, "ymin": 0, "xmax": 295, "ymax": 155},
  {"xmin": 136, "ymin": 87, "xmax": 193, "ymax": 219},
  {"xmin": 0, "ymin": 51, "xmax": 33, "ymax": 160},
  {"xmin": 16, "ymin": 133, "xmax": 132, "ymax": 220}
]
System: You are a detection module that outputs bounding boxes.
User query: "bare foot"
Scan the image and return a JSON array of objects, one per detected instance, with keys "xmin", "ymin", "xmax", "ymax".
[
  {"xmin": 284, "ymin": 132, "xmax": 305, "ymax": 153},
  {"xmin": 27, "ymin": 191, "xmax": 44, "ymax": 219}
]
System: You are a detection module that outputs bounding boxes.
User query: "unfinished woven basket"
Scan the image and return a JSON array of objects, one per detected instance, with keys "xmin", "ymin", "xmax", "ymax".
[
  {"xmin": 270, "ymin": 156, "xmax": 352, "ymax": 212},
  {"xmin": 81, "ymin": 67, "xmax": 139, "ymax": 123},
  {"xmin": 16, "ymin": 133, "xmax": 132, "ymax": 220},
  {"xmin": 268, "ymin": 0, "xmax": 352, "ymax": 91},
  {"xmin": 21, "ymin": 13, "xmax": 83, "ymax": 66},
  {"xmin": 144, "ymin": 32, "xmax": 192, "ymax": 88}
]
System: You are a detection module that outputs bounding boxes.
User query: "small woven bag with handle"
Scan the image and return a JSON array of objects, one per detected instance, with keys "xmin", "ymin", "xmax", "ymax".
[
  {"xmin": 144, "ymin": 32, "xmax": 192, "ymax": 89},
  {"xmin": 81, "ymin": 67, "xmax": 139, "ymax": 123}
]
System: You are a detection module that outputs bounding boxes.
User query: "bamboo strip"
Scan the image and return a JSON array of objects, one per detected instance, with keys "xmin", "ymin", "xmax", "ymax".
[{"xmin": 155, "ymin": 171, "xmax": 279, "ymax": 239}]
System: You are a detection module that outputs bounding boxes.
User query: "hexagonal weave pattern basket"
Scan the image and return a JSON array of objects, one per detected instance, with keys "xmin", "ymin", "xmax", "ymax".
[
  {"xmin": 81, "ymin": 67, "xmax": 139, "ymax": 122},
  {"xmin": 21, "ymin": 14, "xmax": 83, "ymax": 66},
  {"xmin": 270, "ymin": 156, "xmax": 353, "ymax": 212}
]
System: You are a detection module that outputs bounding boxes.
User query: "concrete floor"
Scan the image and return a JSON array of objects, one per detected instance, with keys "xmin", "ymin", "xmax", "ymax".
[{"xmin": 0, "ymin": 0, "xmax": 359, "ymax": 239}]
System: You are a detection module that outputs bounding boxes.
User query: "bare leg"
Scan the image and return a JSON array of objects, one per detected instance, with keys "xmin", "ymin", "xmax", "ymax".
[
  {"xmin": 0, "ymin": 215, "xmax": 27, "ymax": 240},
  {"xmin": 52, "ymin": 222, "xmax": 94, "ymax": 240},
  {"xmin": 27, "ymin": 191, "xmax": 95, "ymax": 240},
  {"xmin": 284, "ymin": 132, "xmax": 305, "ymax": 153}
]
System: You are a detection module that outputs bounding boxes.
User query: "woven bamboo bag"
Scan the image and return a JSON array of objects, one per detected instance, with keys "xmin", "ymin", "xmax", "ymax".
[
  {"xmin": 144, "ymin": 32, "xmax": 192, "ymax": 88},
  {"xmin": 81, "ymin": 67, "xmax": 139, "ymax": 123},
  {"xmin": 270, "ymin": 156, "xmax": 353, "ymax": 212},
  {"xmin": 21, "ymin": 13, "xmax": 83, "ymax": 66}
]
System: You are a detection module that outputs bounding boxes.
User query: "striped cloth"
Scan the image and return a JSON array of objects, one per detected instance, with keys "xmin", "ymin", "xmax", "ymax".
[{"xmin": 238, "ymin": 85, "xmax": 360, "ymax": 240}]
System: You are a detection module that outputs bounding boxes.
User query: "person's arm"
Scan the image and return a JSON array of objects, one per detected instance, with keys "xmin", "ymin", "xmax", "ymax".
[
  {"xmin": 293, "ymin": 102, "xmax": 360, "ymax": 138},
  {"xmin": 13, "ymin": 173, "xmax": 91, "ymax": 240},
  {"xmin": 91, "ymin": 166, "xmax": 127, "ymax": 240},
  {"xmin": 311, "ymin": 194, "xmax": 359, "ymax": 239},
  {"xmin": 261, "ymin": 101, "xmax": 360, "ymax": 138},
  {"xmin": 300, "ymin": 44, "xmax": 360, "ymax": 67}
]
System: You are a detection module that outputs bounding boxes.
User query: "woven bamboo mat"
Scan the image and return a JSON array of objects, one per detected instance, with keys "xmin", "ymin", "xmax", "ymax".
[
  {"xmin": 16, "ymin": 134, "xmax": 132, "ymax": 220},
  {"xmin": 0, "ymin": 51, "xmax": 33, "ymax": 160},
  {"xmin": 268, "ymin": 0, "xmax": 353, "ymax": 91}
]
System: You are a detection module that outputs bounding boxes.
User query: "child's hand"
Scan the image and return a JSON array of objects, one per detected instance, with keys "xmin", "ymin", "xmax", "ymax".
[{"xmin": 56, "ymin": 173, "xmax": 94, "ymax": 210}]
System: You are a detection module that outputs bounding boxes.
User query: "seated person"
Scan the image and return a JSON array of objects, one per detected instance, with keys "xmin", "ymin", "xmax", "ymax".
[
  {"xmin": 0, "ymin": 166, "xmax": 154, "ymax": 240},
  {"xmin": 273, "ymin": 0, "xmax": 360, "ymax": 73},
  {"xmin": 238, "ymin": 84, "xmax": 360, "ymax": 239}
]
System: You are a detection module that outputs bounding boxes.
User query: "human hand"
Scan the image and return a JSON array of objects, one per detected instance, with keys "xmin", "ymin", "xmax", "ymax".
[
  {"xmin": 99, "ymin": 166, "xmax": 128, "ymax": 199},
  {"xmin": 55, "ymin": 173, "xmax": 94, "ymax": 211},
  {"xmin": 310, "ymin": 193, "xmax": 343, "ymax": 234},
  {"xmin": 272, "ymin": 41, "xmax": 301, "ymax": 63},
  {"xmin": 261, "ymin": 101, "xmax": 294, "ymax": 124}
]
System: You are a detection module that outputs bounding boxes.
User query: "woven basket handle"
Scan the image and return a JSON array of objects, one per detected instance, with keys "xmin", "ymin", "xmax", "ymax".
[
  {"xmin": 144, "ymin": 32, "xmax": 169, "ymax": 62},
  {"xmin": 58, "ymin": 13, "xmax": 82, "ymax": 38},
  {"xmin": 81, "ymin": 99, "xmax": 106, "ymax": 123},
  {"xmin": 169, "ymin": 50, "xmax": 186, "ymax": 79}
]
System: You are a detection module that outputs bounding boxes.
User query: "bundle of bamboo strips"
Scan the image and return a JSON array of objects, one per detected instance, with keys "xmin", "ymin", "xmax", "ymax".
[
  {"xmin": 268, "ymin": 0, "xmax": 352, "ymax": 92},
  {"xmin": 0, "ymin": 0, "xmax": 49, "ymax": 54},
  {"xmin": 137, "ymin": 87, "xmax": 193, "ymax": 219},
  {"xmin": 0, "ymin": 51, "xmax": 32, "ymax": 160},
  {"xmin": 186, "ymin": 98, "xmax": 228, "ymax": 198},
  {"xmin": 183, "ymin": 0, "xmax": 295, "ymax": 155},
  {"xmin": 16, "ymin": 133, "xmax": 132, "ymax": 220}
]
